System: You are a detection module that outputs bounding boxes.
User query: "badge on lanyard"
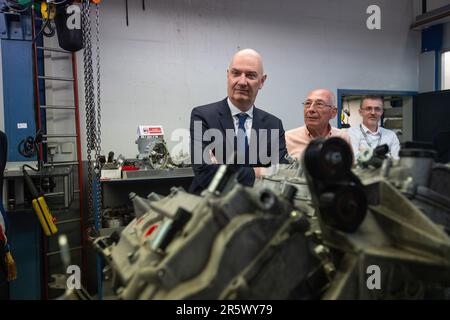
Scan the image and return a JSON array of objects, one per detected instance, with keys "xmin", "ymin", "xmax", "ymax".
[{"xmin": 360, "ymin": 124, "xmax": 382, "ymax": 149}]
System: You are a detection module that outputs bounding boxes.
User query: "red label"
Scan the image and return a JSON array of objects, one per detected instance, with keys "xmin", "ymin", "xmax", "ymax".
[{"xmin": 143, "ymin": 127, "xmax": 162, "ymax": 135}]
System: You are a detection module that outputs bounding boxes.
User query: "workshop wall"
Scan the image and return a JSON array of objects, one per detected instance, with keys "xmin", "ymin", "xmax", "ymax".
[
  {"xmin": 52, "ymin": 0, "xmax": 420, "ymax": 159},
  {"xmin": 75, "ymin": 0, "xmax": 419, "ymax": 156}
]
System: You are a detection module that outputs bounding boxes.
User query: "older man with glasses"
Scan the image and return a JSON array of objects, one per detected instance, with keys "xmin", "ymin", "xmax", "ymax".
[
  {"xmin": 285, "ymin": 88, "xmax": 351, "ymax": 160},
  {"xmin": 347, "ymin": 95, "xmax": 400, "ymax": 161}
]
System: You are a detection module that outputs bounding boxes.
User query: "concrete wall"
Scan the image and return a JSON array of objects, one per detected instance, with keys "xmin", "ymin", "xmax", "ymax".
[{"xmin": 5, "ymin": 0, "xmax": 421, "ymax": 159}]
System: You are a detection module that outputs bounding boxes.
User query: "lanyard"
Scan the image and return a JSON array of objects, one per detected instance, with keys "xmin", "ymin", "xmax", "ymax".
[{"xmin": 360, "ymin": 124, "xmax": 382, "ymax": 148}]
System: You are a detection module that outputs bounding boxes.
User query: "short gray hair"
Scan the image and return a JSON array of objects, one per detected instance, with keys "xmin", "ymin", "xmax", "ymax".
[{"xmin": 360, "ymin": 95, "xmax": 384, "ymax": 109}]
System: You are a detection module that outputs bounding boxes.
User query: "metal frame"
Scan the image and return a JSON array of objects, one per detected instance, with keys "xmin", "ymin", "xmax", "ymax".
[{"xmin": 30, "ymin": 8, "xmax": 87, "ymax": 299}]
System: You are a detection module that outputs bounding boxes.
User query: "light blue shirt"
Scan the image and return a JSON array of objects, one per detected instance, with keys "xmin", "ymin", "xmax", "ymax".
[{"xmin": 347, "ymin": 123, "xmax": 400, "ymax": 160}]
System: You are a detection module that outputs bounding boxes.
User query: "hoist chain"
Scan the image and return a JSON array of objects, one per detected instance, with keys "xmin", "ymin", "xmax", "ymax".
[
  {"xmin": 82, "ymin": 0, "xmax": 102, "ymax": 225},
  {"xmin": 94, "ymin": 3, "xmax": 102, "ymax": 223}
]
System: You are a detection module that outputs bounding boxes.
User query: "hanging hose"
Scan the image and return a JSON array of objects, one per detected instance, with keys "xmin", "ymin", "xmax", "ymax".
[
  {"xmin": 2, "ymin": 0, "xmax": 32, "ymax": 13},
  {"xmin": 17, "ymin": 130, "xmax": 44, "ymax": 158}
]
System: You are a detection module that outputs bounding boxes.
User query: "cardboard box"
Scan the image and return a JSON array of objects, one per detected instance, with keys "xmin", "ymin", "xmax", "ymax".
[{"xmin": 100, "ymin": 168, "xmax": 122, "ymax": 180}]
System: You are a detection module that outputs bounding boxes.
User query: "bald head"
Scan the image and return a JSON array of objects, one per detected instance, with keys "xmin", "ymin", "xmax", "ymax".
[
  {"xmin": 303, "ymin": 88, "xmax": 338, "ymax": 137},
  {"xmin": 229, "ymin": 49, "xmax": 265, "ymax": 76},
  {"xmin": 306, "ymin": 89, "xmax": 336, "ymax": 107},
  {"xmin": 227, "ymin": 48, "xmax": 267, "ymax": 111}
]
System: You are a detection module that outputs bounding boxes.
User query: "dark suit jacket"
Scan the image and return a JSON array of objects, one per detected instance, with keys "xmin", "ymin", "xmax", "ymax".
[
  {"xmin": 0, "ymin": 131, "xmax": 7, "ymax": 293},
  {"xmin": 189, "ymin": 98, "xmax": 288, "ymax": 194},
  {"xmin": 0, "ymin": 131, "xmax": 6, "ymax": 199}
]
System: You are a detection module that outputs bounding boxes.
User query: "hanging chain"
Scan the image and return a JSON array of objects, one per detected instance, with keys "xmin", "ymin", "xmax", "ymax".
[
  {"xmin": 94, "ymin": 3, "xmax": 102, "ymax": 222},
  {"xmin": 82, "ymin": 0, "xmax": 93, "ymax": 222},
  {"xmin": 82, "ymin": 0, "xmax": 102, "ymax": 224}
]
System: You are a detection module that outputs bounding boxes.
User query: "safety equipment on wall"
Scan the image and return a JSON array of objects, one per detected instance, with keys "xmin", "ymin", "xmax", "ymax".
[
  {"xmin": 54, "ymin": 1, "xmax": 83, "ymax": 52},
  {"xmin": 22, "ymin": 165, "xmax": 58, "ymax": 236}
]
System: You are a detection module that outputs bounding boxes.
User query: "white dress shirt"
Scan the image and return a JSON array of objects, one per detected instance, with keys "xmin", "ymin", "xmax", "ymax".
[
  {"xmin": 347, "ymin": 123, "xmax": 400, "ymax": 160},
  {"xmin": 227, "ymin": 98, "xmax": 253, "ymax": 143}
]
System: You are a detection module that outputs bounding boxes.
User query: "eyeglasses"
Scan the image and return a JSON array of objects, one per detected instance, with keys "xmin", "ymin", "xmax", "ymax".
[
  {"xmin": 302, "ymin": 99, "xmax": 332, "ymax": 110},
  {"xmin": 361, "ymin": 107, "xmax": 383, "ymax": 113}
]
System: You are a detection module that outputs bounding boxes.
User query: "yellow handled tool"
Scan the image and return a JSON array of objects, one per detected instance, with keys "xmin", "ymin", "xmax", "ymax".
[
  {"xmin": 23, "ymin": 167, "xmax": 58, "ymax": 237},
  {"xmin": 32, "ymin": 196, "xmax": 58, "ymax": 236}
]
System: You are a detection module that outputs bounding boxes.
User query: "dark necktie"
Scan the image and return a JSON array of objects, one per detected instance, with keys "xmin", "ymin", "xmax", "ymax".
[{"xmin": 237, "ymin": 113, "xmax": 249, "ymax": 164}]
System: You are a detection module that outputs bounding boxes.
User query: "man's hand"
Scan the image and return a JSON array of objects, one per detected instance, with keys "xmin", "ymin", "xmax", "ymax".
[{"xmin": 254, "ymin": 167, "xmax": 266, "ymax": 179}]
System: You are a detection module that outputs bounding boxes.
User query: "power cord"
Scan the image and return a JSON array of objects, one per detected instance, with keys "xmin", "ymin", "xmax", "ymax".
[{"xmin": 18, "ymin": 130, "xmax": 44, "ymax": 158}]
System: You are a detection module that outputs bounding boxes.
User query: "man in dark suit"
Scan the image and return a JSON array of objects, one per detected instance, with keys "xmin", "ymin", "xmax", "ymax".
[{"xmin": 189, "ymin": 49, "xmax": 288, "ymax": 194}]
